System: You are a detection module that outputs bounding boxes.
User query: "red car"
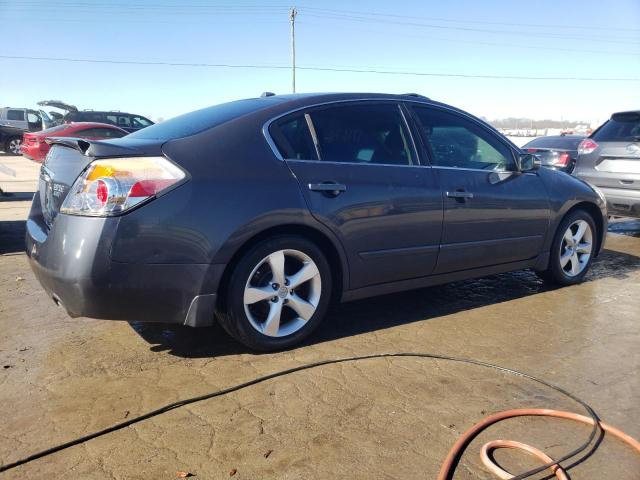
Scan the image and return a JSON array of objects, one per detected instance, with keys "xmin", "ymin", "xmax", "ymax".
[{"xmin": 20, "ymin": 122, "xmax": 128, "ymax": 162}]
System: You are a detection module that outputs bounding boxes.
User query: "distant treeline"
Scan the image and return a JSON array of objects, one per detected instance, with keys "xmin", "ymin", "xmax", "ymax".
[{"xmin": 482, "ymin": 117, "xmax": 589, "ymax": 129}]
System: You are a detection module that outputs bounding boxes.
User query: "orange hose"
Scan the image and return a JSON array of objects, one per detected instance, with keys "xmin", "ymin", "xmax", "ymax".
[{"xmin": 437, "ymin": 409, "xmax": 640, "ymax": 480}]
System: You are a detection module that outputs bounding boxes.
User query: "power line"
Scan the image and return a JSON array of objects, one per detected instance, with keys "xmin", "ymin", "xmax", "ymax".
[
  {"xmin": 302, "ymin": 11, "xmax": 640, "ymax": 45},
  {"xmin": 299, "ymin": 5, "xmax": 640, "ymax": 34},
  {"xmin": 297, "ymin": 20, "xmax": 640, "ymax": 57},
  {"xmin": 1, "ymin": 54, "xmax": 638, "ymax": 82}
]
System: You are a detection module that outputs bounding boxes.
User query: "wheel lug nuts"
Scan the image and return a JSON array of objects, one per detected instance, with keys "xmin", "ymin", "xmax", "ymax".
[
  {"xmin": 271, "ymin": 297, "xmax": 278, "ymax": 302},
  {"xmin": 272, "ymin": 283, "xmax": 278, "ymax": 289},
  {"xmin": 285, "ymin": 279, "xmax": 290, "ymax": 286}
]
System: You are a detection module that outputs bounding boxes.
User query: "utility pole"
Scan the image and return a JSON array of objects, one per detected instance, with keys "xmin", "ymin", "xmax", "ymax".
[{"xmin": 290, "ymin": 6, "xmax": 297, "ymax": 93}]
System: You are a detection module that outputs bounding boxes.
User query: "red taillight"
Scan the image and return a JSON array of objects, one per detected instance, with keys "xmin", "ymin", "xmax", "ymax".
[
  {"xmin": 96, "ymin": 180, "xmax": 109, "ymax": 206},
  {"xmin": 578, "ymin": 139, "xmax": 598, "ymax": 155},
  {"xmin": 555, "ymin": 152, "xmax": 570, "ymax": 166},
  {"xmin": 129, "ymin": 179, "xmax": 177, "ymax": 197}
]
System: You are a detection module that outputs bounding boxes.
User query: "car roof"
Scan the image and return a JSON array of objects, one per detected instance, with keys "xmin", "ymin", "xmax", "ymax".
[{"xmin": 612, "ymin": 110, "xmax": 640, "ymax": 116}]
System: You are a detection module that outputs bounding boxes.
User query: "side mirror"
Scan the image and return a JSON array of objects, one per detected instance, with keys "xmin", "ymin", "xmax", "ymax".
[{"xmin": 518, "ymin": 153, "xmax": 541, "ymax": 172}]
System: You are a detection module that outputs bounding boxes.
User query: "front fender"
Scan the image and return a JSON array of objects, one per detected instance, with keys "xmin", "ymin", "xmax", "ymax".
[{"xmin": 538, "ymin": 168, "xmax": 607, "ymax": 255}]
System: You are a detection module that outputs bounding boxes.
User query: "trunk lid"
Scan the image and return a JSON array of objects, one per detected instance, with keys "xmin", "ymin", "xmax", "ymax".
[
  {"xmin": 37, "ymin": 100, "xmax": 78, "ymax": 112},
  {"xmin": 39, "ymin": 143, "xmax": 93, "ymax": 227}
]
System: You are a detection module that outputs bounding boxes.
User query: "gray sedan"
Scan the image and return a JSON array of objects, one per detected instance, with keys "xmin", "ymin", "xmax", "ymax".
[{"xmin": 26, "ymin": 93, "xmax": 607, "ymax": 351}]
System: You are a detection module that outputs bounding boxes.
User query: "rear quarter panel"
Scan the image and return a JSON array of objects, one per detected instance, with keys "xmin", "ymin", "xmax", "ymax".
[{"xmin": 109, "ymin": 115, "xmax": 342, "ymax": 268}]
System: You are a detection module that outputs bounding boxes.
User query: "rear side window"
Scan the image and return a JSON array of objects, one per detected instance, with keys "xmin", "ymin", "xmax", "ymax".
[
  {"xmin": 270, "ymin": 115, "xmax": 317, "ymax": 160},
  {"xmin": 78, "ymin": 112, "xmax": 106, "ymax": 123},
  {"xmin": 412, "ymin": 107, "xmax": 514, "ymax": 170},
  {"xmin": 7, "ymin": 110, "xmax": 25, "ymax": 121},
  {"xmin": 593, "ymin": 113, "xmax": 640, "ymax": 142},
  {"xmin": 308, "ymin": 103, "xmax": 415, "ymax": 165}
]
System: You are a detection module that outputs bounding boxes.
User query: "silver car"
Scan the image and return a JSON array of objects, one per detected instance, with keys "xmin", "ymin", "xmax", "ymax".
[{"xmin": 573, "ymin": 111, "xmax": 640, "ymax": 218}]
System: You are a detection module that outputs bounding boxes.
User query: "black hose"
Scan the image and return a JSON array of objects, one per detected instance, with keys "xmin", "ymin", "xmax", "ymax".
[{"xmin": 0, "ymin": 353, "xmax": 601, "ymax": 478}]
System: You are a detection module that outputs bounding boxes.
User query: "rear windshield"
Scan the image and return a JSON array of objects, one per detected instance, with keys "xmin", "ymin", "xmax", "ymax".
[
  {"xmin": 127, "ymin": 98, "xmax": 269, "ymax": 140},
  {"xmin": 39, "ymin": 124, "xmax": 71, "ymax": 134},
  {"xmin": 524, "ymin": 136, "xmax": 584, "ymax": 150},
  {"xmin": 593, "ymin": 114, "xmax": 640, "ymax": 142}
]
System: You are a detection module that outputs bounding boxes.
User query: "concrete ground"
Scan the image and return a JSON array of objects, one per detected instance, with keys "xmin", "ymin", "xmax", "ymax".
[{"xmin": 0, "ymin": 154, "xmax": 638, "ymax": 479}]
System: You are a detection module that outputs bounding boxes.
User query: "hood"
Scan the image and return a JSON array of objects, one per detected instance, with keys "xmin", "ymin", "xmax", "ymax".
[{"xmin": 37, "ymin": 100, "xmax": 78, "ymax": 112}]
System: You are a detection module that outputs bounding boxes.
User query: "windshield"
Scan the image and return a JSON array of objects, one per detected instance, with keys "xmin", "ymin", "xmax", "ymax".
[
  {"xmin": 127, "ymin": 98, "xmax": 269, "ymax": 140},
  {"xmin": 593, "ymin": 114, "xmax": 640, "ymax": 142}
]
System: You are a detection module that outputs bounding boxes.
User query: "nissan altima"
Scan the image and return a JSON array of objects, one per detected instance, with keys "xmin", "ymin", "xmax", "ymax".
[{"xmin": 26, "ymin": 93, "xmax": 607, "ymax": 351}]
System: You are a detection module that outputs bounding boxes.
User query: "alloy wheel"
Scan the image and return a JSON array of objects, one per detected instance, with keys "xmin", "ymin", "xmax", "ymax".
[
  {"xmin": 559, "ymin": 219, "xmax": 593, "ymax": 277},
  {"xmin": 243, "ymin": 249, "xmax": 322, "ymax": 337},
  {"xmin": 9, "ymin": 138, "xmax": 22, "ymax": 155}
]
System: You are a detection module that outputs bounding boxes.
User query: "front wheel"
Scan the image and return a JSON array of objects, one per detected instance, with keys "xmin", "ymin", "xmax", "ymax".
[
  {"xmin": 217, "ymin": 236, "xmax": 332, "ymax": 351},
  {"xmin": 537, "ymin": 210, "xmax": 597, "ymax": 286}
]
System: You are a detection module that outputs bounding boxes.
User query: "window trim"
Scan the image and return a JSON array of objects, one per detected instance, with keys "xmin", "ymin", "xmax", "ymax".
[
  {"xmin": 407, "ymin": 103, "xmax": 518, "ymax": 172},
  {"xmin": 263, "ymin": 98, "xmax": 519, "ymax": 168},
  {"xmin": 266, "ymin": 100, "xmax": 421, "ymax": 167}
]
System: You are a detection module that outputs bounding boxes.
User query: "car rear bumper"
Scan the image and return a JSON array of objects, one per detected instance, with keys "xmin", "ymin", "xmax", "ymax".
[
  {"xmin": 599, "ymin": 187, "xmax": 640, "ymax": 218},
  {"xmin": 26, "ymin": 193, "xmax": 223, "ymax": 326},
  {"xmin": 20, "ymin": 144, "xmax": 46, "ymax": 162}
]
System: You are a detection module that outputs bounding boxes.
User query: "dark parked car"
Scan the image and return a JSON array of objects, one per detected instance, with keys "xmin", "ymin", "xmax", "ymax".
[
  {"xmin": 37, "ymin": 100, "xmax": 154, "ymax": 133},
  {"xmin": 522, "ymin": 134, "xmax": 585, "ymax": 173},
  {"xmin": 26, "ymin": 93, "xmax": 607, "ymax": 351},
  {"xmin": 0, "ymin": 107, "xmax": 54, "ymax": 154},
  {"xmin": 573, "ymin": 111, "xmax": 640, "ymax": 218}
]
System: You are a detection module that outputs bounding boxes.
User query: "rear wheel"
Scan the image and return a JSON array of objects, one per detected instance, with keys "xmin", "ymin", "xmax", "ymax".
[
  {"xmin": 217, "ymin": 236, "xmax": 332, "ymax": 351},
  {"xmin": 538, "ymin": 209, "xmax": 596, "ymax": 285},
  {"xmin": 5, "ymin": 137, "xmax": 22, "ymax": 155}
]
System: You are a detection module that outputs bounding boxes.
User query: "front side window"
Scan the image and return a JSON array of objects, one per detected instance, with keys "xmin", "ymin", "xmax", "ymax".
[
  {"xmin": 412, "ymin": 107, "xmax": 514, "ymax": 170},
  {"xmin": 27, "ymin": 112, "xmax": 40, "ymax": 123},
  {"xmin": 309, "ymin": 103, "xmax": 415, "ymax": 165},
  {"xmin": 7, "ymin": 110, "xmax": 25, "ymax": 121}
]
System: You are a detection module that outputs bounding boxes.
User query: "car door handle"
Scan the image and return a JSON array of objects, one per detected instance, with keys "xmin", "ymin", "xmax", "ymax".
[
  {"xmin": 446, "ymin": 190, "xmax": 474, "ymax": 199},
  {"xmin": 308, "ymin": 183, "xmax": 347, "ymax": 196}
]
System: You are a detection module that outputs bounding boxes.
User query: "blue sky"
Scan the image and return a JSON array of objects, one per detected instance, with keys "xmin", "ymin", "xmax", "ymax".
[{"xmin": 1, "ymin": 0, "xmax": 639, "ymax": 125}]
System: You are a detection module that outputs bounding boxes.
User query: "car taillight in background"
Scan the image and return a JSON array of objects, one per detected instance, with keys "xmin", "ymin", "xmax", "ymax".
[
  {"xmin": 60, "ymin": 157, "xmax": 186, "ymax": 216},
  {"xmin": 555, "ymin": 152, "xmax": 570, "ymax": 167},
  {"xmin": 578, "ymin": 139, "xmax": 598, "ymax": 155}
]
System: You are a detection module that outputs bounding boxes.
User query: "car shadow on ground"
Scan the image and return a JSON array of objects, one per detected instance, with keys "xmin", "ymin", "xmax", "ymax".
[
  {"xmin": 0, "ymin": 220, "xmax": 27, "ymax": 255},
  {"xmin": 130, "ymin": 244, "xmax": 640, "ymax": 359}
]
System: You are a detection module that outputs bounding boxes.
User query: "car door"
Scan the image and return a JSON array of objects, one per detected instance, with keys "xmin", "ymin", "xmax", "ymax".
[
  {"xmin": 269, "ymin": 101, "xmax": 443, "ymax": 289},
  {"xmin": 408, "ymin": 104, "xmax": 550, "ymax": 274}
]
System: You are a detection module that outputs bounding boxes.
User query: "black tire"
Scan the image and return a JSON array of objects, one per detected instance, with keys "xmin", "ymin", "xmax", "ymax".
[
  {"xmin": 216, "ymin": 235, "xmax": 332, "ymax": 351},
  {"xmin": 5, "ymin": 136, "xmax": 23, "ymax": 155},
  {"xmin": 537, "ymin": 209, "xmax": 597, "ymax": 286}
]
